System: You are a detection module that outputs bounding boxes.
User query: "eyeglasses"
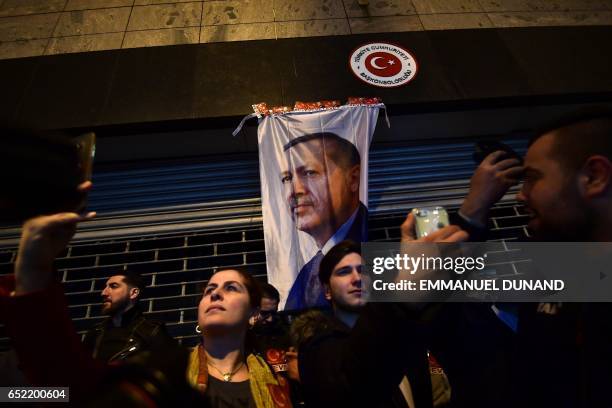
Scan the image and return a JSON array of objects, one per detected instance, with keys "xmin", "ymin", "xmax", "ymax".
[
  {"xmin": 332, "ymin": 264, "xmax": 364, "ymax": 276},
  {"xmin": 259, "ymin": 310, "xmax": 278, "ymax": 320}
]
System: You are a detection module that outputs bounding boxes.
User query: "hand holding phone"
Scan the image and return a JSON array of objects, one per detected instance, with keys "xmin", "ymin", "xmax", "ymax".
[
  {"xmin": 0, "ymin": 129, "xmax": 95, "ymax": 223},
  {"xmin": 412, "ymin": 207, "xmax": 450, "ymax": 238},
  {"xmin": 73, "ymin": 132, "xmax": 96, "ymax": 212}
]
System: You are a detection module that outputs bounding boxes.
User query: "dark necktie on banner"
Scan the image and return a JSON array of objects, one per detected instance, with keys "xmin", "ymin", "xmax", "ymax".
[{"xmin": 246, "ymin": 98, "xmax": 385, "ymax": 311}]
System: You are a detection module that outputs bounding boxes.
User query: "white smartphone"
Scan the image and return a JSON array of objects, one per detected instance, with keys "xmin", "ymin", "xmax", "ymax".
[{"xmin": 412, "ymin": 206, "xmax": 449, "ymax": 238}]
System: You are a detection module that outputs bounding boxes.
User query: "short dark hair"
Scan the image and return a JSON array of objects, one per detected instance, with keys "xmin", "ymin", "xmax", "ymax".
[
  {"xmin": 119, "ymin": 271, "xmax": 145, "ymax": 292},
  {"xmin": 289, "ymin": 310, "xmax": 342, "ymax": 349},
  {"xmin": 531, "ymin": 106, "xmax": 612, "ymax": 171},
  {"xmin": 260, "ymin": 282, "xmax": 280, "ymax": 303},
  {"xmin": 283, "ymin": 132, "xmax": 361, "ymax": 169},
  {"xmin": 318, "ymin": 240, "xmax": 362, "ymax": 286}
]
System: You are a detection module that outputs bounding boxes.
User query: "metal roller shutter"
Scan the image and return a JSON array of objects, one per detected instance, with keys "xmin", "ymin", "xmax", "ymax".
[
  {"xmin": 0, "ymin": 137, "xmax": 528, "ymax": 244},
  {"xmin": 0, "ymin": 137, "xmax": 530, "ymax": 348}
]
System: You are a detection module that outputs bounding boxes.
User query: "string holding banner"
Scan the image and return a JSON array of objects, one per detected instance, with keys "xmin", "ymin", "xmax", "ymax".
[{"xmin": 248, "ymin": 98, "xmax": 385, "ymax": 310}]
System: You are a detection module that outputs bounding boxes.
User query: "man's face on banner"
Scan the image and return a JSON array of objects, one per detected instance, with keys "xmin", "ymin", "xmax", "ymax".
[{"xmin": 281, "ymin": 137, "xmax": 359, "ymax": 246}]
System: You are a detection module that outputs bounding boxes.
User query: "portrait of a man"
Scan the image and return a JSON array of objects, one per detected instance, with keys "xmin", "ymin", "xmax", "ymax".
[{"xmin": 281, "ymin": 132, "xmax": 368, "ymax": 309}]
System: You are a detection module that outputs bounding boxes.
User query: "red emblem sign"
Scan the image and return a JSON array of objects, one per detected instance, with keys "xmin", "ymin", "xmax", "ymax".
[{"xmin": 350, "ymin": 42, "xmax": 418, "ymax": 88}]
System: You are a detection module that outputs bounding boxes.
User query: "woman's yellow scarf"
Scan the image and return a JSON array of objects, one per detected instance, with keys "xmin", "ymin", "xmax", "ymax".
[{"xmin": 186, "ymin": 345, "xmax": 292, "ymax": 408}]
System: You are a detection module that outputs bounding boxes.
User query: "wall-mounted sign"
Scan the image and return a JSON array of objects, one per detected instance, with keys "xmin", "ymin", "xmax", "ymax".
[{"xmin": 349, "ymin": 42, "xmax": 418, "ymax": 88}]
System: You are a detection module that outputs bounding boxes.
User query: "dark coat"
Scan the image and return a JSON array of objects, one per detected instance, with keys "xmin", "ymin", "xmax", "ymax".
[
  {"xmin": 298, "ymin": 305, "xmax": 433, "ymax": 408},
  {"xmin": 83, "ymin": 305, "xmax": 173, "ymax": 362},
  {"xmin": 438, "ymin": 215, "xmax": 612, "ymax": 407}
]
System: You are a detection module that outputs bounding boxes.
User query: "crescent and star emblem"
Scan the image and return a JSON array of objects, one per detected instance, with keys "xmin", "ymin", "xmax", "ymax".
[
  {"xmin": 349, "ymin": 42, "xmax": 418, "ymax": 88},
  {"xmin": 369, "ymin": 56, "xmax": 394, "ymax": 70}
]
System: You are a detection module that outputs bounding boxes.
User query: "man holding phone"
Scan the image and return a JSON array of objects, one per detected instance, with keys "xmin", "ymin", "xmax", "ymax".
[
  {"xmin": 431, "ymin": 108, "xmax": 612, "ymax": 407},
  {"xmin": 511, "ymin": 109, "xmax": 612, "ymax": 407},
  {"xmin": 402, "ymin": 141, "xmax": 524, "ymax": 408}
]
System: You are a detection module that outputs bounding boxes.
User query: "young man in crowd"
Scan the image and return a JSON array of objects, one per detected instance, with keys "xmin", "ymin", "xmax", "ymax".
[
  {"xmin": 251, "ymin": 282, "xmax": 292, "ymax": 374},
  {"xmin": 83, "ymin": 272, "xmax": 173, "ymax": 362},
  {"xmin": 258, "ymin": 282, "xmax": 281, "ymax": 324},
  {"xmin": 319, "ymin": 241, "xmax": 450, "ymax": 408},
  {"xmin": 296, "ymin": 231, "xmax": 466, "ymax": 408}
]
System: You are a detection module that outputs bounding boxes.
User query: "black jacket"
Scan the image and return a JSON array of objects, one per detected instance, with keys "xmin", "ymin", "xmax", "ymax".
[
  {"xmin": 444, "ymin": 214, "xmax": 612, "ymax": 407},
  {"xmin": 83, "ymin": 306, "xmax": 173, "ymax": 362},
  {"xmin": 298, "ymin": 305, "xmax": 433, "ymax": 408}
]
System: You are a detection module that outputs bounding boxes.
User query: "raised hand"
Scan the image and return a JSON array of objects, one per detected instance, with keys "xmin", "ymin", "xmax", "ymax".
[
  {"xmin": 460, "ymin": 150, "xmax": 523, "ymax": 226},
  {"xmin": 15, "ymin": 181, "xmax": 95, "ymax": 294}
]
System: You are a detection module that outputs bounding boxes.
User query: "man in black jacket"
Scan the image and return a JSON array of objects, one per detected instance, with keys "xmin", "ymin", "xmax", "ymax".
[
  {"xmin": 297, "ymin": 233, "xmax": 465, "ymax": 408},
  {"xmin": 83, "ymin": 272, "xmax": 173, "ymax": 362},
  {"xmin": 443, "ymin": 107, "xmax": 612, "ymax": 407},
  {"xmin": 513, "ymin": 109, "xmax": 612, "ymax": 407}
]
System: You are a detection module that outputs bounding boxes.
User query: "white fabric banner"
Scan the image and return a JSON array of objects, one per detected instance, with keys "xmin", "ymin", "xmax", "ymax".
[{"xmin": 257, "ymin": 105, "xmax": 381, "ymax": 310}]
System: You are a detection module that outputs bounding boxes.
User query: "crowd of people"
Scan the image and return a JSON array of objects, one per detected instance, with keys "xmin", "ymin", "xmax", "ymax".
[{"xmin": 0, "ymin": 107, "xmax": 611, "ymax": 407}]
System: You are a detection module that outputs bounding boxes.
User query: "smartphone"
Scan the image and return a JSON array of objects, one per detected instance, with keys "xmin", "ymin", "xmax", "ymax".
[
  {"xmin": 412, "ymin": 207, "xmax": 449, "ymax": 238},
  {"xmin": 473, "ymin": 141, "xmax": 522, "ymax": 165},
  {"xmin": 75, "ymin": 132, "xmax": 96, "ymax": 183},
  {"xmin": 73, "ymin": 132, "xmax": 96, "ymax": 212},
  {"xmin": 0, "ymin": 129, "xmax": 96, "ymax": 223}
]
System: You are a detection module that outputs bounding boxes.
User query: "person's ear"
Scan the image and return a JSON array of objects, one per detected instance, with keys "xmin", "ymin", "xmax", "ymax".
[
  {"xmin": 324, "ymin": 283, "xmax": 332, "ymax": 301},
  {"xmin": 348, "ymin": 164, "xmax": 360, "ymax": 193},
  {"xmin": 129, "ymin": 287, "xmax": 140, "ymax": 301},
  {"xmin": 579, "ymin": 156, "xmax": 611, "ymax": 199}
]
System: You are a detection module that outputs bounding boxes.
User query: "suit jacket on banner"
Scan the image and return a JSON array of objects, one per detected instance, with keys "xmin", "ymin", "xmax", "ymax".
[{"xmin": 285, "ymin": 203, "xmax": 368, "ymax": 310}]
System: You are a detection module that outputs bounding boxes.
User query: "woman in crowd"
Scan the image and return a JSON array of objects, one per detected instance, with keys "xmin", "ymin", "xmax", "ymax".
[
  {"xmin": 188, "ymin": 267, "xmax": 291, "ymax": 407},
  {"xmin": 0, "ymin": 208, "xmax": 290, "ymax": 407}
]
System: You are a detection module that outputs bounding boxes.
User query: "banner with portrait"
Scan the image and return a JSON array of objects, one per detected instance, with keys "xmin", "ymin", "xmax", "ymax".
[{"xmin": 255, "ymin": 99, "xmax": 382, "ymax": 310}]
